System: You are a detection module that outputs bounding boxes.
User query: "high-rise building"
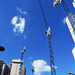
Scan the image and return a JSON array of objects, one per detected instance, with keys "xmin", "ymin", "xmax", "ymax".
[
  {"xmin": 1, "ymin": 64, "xmax": 10, "ymax": 75},
  {"xmin": 0, "ymin": 60, "xmax": 10, "ymax": 75},
  {"xmin": 10, "ymin": 59, "xmax": 26, "ymax": 75},
  {"xmin": 0, "ymin": 60, "xmax": 4, "ymax": 74}
]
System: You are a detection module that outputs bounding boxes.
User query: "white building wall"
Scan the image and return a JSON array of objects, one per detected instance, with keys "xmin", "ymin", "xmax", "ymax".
[
  {"xmin": 66, "ymin": 17, "xmax": 75, "ymax": 43},
  {"xmin": 10, "ymin": 63, "xmax": 20, "ymax": 75},
  {"xmin": 72, "ymin": 47, "xmax": 75, "ymax": 59},
  {"xmin": 10, "ymin": 59, "xmax": 23, "ymax": 75},
  {"xmin": 66, "ymin": 17, "xmax": 75, "ymax": 60}
]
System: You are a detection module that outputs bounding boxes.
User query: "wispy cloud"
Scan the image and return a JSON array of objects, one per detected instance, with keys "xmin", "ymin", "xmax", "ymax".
[
  {"xmin": 62, "ymin": 17, "xmax": 66, "ymax": 24},
  {"xmin": 17, "ymin": 7, "xmax": 28, "ymax": 15},
  {"xmin": 72, "ymin": 0, "xmax": 75, "ymax": 8},
  {"xmin": 32, "ymin": 59, "xmax": 57, "ymax": 75},
  {"xmin": 23, "ymin": 34, "xmax": 27, "ymax": 39},
  {"xmin": 11, "ymin": 16, "xmax": 25, "ymax": 34},
  {"xmin": 28, "ymin": 57, "xmax": 33, "ymax": 60}
]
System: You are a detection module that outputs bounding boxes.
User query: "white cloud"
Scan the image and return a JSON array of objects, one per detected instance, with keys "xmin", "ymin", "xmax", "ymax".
[
  {"xmin": 17, "ymin": 7, "xmax": 28, "ymax": 15},
  {"xmin": 11, "ymin": 16, "xmax": 18, "ymax": 25},
  {"xmin": 11, "ymin": 16, "xmax": 25, "ymax": 34},
  {"xmin": 32, "ymin": 59, "xmax": 57, "ymax": 75},
  {"xmin": 72, "ymin": 0, "xmax": 75, "ymax": 8}
]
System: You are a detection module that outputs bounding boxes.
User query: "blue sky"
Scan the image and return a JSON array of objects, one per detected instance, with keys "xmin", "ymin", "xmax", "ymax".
[{"xmin": 0, "ymin": 0, "xmax": 75, "ymax": 75}]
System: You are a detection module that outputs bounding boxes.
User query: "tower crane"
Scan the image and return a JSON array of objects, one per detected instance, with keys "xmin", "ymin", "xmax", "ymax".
[
  {"xmin": 18, "ymin": 46, "xmax": 26, "ymax": 75},
  {"xmin": 61, "ymin": 0, "xmax": 75, "ymax": 42},
  {"xmin": 39, "ymin": 0, "xmax": 56, "ymax": 75},
  {"xmin": 53, "ymin": 0, "xmax": 75, "ymax": 43},
  {"xmin": 53, "ymin": 0, "xmax": 75, "ymax": 59}
]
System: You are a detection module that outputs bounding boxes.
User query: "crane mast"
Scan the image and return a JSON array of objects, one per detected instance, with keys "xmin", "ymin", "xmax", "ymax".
[
  {"xmin": 39, "ymin": 0, "xmax": 56, "ymax": 75},
  {"xmin": 46, "ymin": 27, "xmax": 56, "ymax": 75},
  {"xmin": 18, "ymin": 54, "xmax": 23, "ymax": 75},
  {"xmin": 48, "ymin": 34, "xmax": 56, "ymax": 75},
  {"xmin": 18, "ymin": 47, "xmax": 26, "ymax": 75}
]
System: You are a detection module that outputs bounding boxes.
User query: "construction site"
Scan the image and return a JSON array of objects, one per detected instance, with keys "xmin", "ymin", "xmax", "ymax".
[{"xmin": 0, "ymin": 0, "xmax": 75, "ymax": 75}]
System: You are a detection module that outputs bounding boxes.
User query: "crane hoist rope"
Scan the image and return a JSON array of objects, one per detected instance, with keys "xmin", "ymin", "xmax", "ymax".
[{"xmin": 39, "ymin": 0, "xmax": 56, "ymax": 75}]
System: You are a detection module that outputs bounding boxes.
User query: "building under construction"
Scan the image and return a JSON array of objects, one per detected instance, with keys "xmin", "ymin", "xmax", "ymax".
[{"xmin": 10, "ymin": 59, "xmax": 26, "ymax": 75}]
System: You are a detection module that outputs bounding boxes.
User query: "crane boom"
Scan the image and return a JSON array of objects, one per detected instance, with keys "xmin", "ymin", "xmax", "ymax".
[
  {"xmin": 61, "ymin": 0, "xmax": 75, "ymax": 43},
  {"xmin": 61, "ymin": 0, "xmax": 75, "ymax": 59},
  {"xmin": 54, "ymin": 0, "xmax": 75, "ymax": 42},
  {"xmin": 61, "ymin": 0, "xmax": 75, "ymax": 30}
]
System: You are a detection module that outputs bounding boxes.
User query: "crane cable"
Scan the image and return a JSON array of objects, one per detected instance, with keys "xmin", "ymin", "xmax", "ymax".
[
  {"xmin": 39, "ymin": 0, "xmax": 48, "ymax": 29},
  {"xmin": 61, "ymin": 0, "xmax": 75, "ymax": 29}
]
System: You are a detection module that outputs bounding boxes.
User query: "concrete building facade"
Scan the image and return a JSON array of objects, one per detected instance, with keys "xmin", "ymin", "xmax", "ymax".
[{"xmin": 10, "ymin": 59, "xmax": 26, "ymax": 75}]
